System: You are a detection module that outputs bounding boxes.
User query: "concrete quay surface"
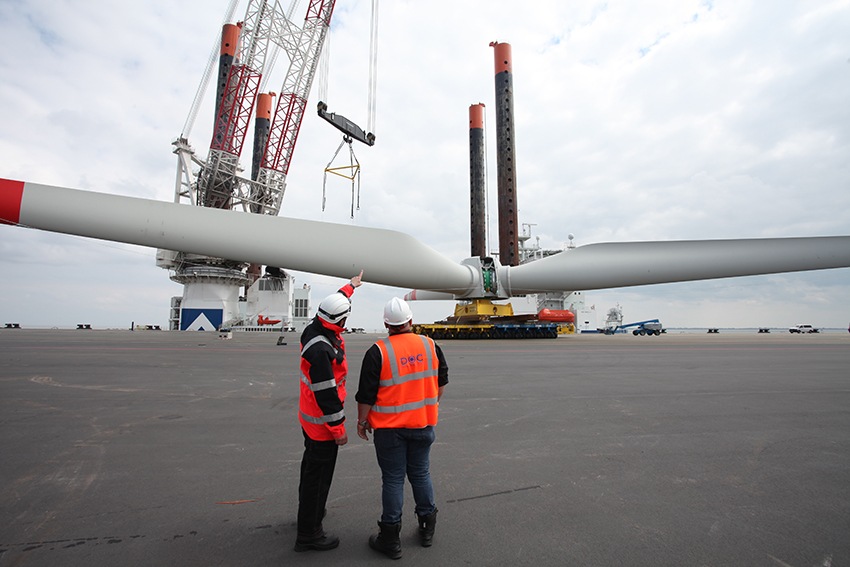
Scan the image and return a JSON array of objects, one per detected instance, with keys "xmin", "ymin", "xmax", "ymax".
[{"xmin": 1, "ymin": 329, "xmax": 848, "ymax": 567}]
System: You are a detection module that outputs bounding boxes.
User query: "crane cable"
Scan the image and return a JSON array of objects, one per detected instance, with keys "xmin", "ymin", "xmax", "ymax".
[
  {"xmin": 318, "ymin": 0, "xmax": 379, "ymax": 219},
  {"xmin": 366, "ymin": 0, "xmax": 379, "ymax": 135},
  {"xmin": 181, "ymin": 0, "xmax": 240, "ymax": 139},
  {"xmin": 316, "ymin": 32, "xmax": 331, "ymax": 103},
  {"xmin": 315, "ymin": 0, "xmax": 378, "ymax": 133}
]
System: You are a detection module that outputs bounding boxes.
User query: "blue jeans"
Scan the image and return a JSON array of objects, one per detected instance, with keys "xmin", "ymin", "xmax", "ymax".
[{"xmin": 373, "ymin": 426, "xmax": 437, "ymax": 524}]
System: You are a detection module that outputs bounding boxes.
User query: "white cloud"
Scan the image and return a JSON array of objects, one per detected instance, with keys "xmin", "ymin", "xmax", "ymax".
[{"xmin": 1, "ymin": 0, "xmax": 848, "ymax": 331}]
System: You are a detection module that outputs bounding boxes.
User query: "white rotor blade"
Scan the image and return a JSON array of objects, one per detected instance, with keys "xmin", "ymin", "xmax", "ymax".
[
  {"xmin": 4, "ymin": 180, "xmax": 850, "ymax": 299},
  {"xmin": 501, "ymin": 238, "xmax": 850, "ymax": 295},
  {"xmin": 1, "ymin": 180, "xmax": 476, "ymax": 293},
  {"xmin": 404, "ymin": 290, "xmax": 455, "ymax": 301}
]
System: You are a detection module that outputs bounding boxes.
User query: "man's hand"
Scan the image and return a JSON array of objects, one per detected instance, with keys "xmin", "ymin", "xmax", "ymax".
[
  {"xmin": 350, "ymin": 270, "xmax": 364, "ymax": 288},
  {"xmin": 356, "ymin": 421, "xmax": 373, "ymax": 441},
  {"xmin": 335, "ymin": 432, "xmax": 348, "ymax": 446}
]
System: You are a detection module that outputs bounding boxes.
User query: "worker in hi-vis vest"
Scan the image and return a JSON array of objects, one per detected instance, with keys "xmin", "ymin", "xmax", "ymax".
[
  {"xmin": 294, "ymin": 270, "xmax": 362, "ymax": 553},
  {"xmin": 356, "ymin": 297, "xmax": 449, "ymax": 559}
]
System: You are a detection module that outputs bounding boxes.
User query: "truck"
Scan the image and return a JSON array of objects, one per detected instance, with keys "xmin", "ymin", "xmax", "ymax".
[
  {"xmin": 602, "ymin": 319, "xmax": 665, "ymax": 336},
  {"xmin": 631, "ymin": 321, "xmax": 664, "ymax": 336},
  {"xmin": 789, "ymin": 324, "xmax": 819, "ymax": 334}
]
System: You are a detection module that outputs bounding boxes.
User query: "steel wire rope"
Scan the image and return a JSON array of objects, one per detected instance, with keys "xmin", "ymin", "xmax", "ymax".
[
  {"xmin": 316, "ymin": 31, "xmax": 331, "ymax": 104},
  {"xmin": 367, "ymin": 0, "xmax": 379, "ymax": 135},
  {"xmin": 181, "ymin": 0, "xmax": 240, "ymax": 138}
]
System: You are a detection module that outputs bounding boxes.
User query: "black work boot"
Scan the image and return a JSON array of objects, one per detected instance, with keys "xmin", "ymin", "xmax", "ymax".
[
  {"xmin": 294, "ymin": 529, "xmax": 339, "ymax": 552},
  {"xmin": 368, "ymin": 521, "xmax": 402, "ymax": 559},
  {"xmin": 416, "ymin": 509, "xmax": 437, "ymax": 547}
]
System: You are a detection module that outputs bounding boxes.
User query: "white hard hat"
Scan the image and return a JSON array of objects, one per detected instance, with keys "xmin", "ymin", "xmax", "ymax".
[
  {"xmin": 317, "ymin": 292, "xmax": 351, "ymax": 325},
  {"xmin": 383, "ymin": 297, "xmax": 413, "ymax": 326}
]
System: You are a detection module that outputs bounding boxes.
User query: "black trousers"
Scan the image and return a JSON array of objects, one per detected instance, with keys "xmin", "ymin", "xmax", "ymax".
[{"xmin": 297, "ymin": 429, "xmax": 339, "ymax": 535}]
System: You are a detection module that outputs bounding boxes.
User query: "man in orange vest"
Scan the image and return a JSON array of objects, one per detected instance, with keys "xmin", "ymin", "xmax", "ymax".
[
  {"xmin": 294, "ymin": 270, "xmax": 362, "ymax": 552},
  {"xmin": 356, "ymin": 297, "xmax": 449, "ymax": 559}
]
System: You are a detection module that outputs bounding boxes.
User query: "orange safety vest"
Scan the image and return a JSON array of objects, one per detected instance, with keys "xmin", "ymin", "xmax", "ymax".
[{"xmin": 369, "ymin": 333, "xmax": 440, "ymax": 429}]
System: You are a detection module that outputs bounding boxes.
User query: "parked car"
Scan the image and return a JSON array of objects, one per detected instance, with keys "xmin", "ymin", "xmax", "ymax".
[{"xmin": 789, "ymin": 324, "xmax": 819, "ymax": 334}]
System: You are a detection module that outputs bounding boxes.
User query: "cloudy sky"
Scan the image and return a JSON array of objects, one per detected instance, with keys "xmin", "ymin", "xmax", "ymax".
[{"xmin": 1, "ymin": 0, "xmax": 849, "ymax": 332}]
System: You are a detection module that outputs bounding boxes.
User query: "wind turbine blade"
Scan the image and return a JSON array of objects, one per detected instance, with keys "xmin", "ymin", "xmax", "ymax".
[
  {"xmin": 1, "ymin": 179, "xmax": 476, "ymax": 293},
  {"xmin": 5, "ymin": 180, "xmax": 849, "ymax": 300},
  {"xmin": 404, "ymin": 290, "xmax": 455, "ymax": 301},
  {"xmin": 502, "ymin": 238, "xmax": 850, "ymax": 295}
]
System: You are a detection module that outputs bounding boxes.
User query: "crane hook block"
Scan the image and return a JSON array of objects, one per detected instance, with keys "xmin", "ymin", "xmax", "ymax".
[{"xmin": 317, "ymin": 102, "xmax": 376, "ymax": 147}]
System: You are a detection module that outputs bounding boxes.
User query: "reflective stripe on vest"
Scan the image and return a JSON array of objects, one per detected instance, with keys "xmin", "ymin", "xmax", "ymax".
[
  {"xmin": 300, "ymin": 409, "xmax": 345, "ymax": 425},
  {"xmin": 301, "ymin": 372, "xmax": 345, "ymax": 392},
  {"xmin": 371, "ymin": 396, "xmax": 440, "ymax": 414},
  {"xmin": 302, "ymin": 334, "xmax": 337, "ymax": 356},
  {"xmin": 371, "ymin": 333, "xmax": 439, "ymax": 428}
]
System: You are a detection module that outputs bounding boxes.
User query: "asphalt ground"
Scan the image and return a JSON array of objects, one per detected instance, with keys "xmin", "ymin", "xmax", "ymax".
[{"xmin": 1, "ymin": 329, "xmax": 848, "ymax": 567}]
